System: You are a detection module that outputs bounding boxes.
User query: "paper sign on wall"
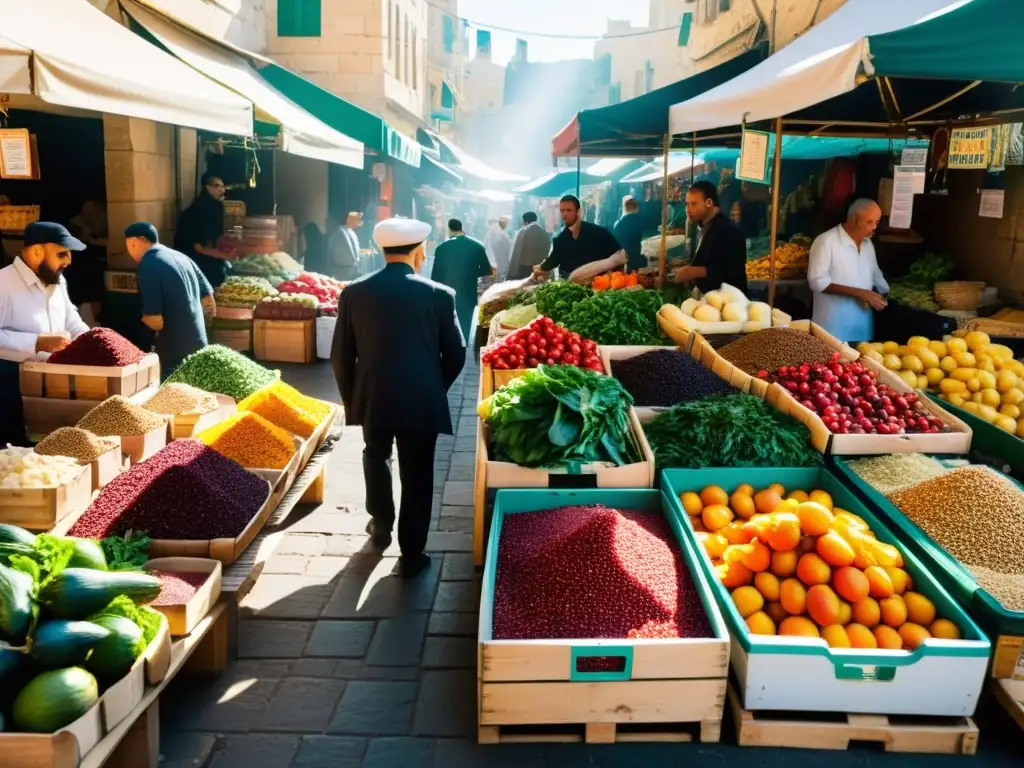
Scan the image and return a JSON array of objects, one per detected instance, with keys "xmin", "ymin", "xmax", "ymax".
[
  {"xmin": 0, "ymin": 129, "xmax": 32, "ymax": 179},
  {"xmin": 737, "ymin": 128, "xmax": 770, "ymax": 185},
  {"xmin": 949, "ymin": 127, "xmax": 993, "ymax": 169},
  {"xmin": 979, "ymin": 189, "xmax": 1005, "ymax": 219},
  {"xmin": 901, "ymin": 147, "xmax": 928, "ymax": 167},
  {"xmin": 889, "ymin": 167, "xmax": 917, "ymax": 229}
]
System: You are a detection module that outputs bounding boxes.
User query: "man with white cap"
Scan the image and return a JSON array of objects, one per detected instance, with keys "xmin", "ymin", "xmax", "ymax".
[{"xmin": 331, "ymin": 217, "xmax": 466, "ymax": 578}]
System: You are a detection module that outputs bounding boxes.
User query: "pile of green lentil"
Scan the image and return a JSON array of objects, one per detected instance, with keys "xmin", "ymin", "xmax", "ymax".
[
  {"xmin": 847, "ymin": 453, "xmax": 949, "ymax": 496},
  {"xmin": 78, "ymin": 396, "xmax": 166, "ymax": 436},
  {"xmin": 717, "ymin": 327, "xmax": 839, "ymax": 375},
  {"xmin": 164, "ymin": 345, "xmax": 278, "ymax": 402},
  {"xmin": 889, "ymin": 465, "xmax": 1024, "ymax": 611},
  {"xmin": 144, "ymin": 383, "xmax": 220, "ymax": 416},
  {"xmin": 34, "ymin": 427, "xmax": 117, "ymax": 464}
]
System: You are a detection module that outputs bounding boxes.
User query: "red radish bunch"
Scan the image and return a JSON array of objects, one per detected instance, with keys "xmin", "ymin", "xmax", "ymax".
[
  {"xmin": 481, "ymin": 316, "xmax": 603, "ymax": 372},
  {"xmin": 758, "ymin": 355, "xmax": 950, "ymax": 435},
  {"xmin": 278, "ymin": 272, "xmax": 344, "ymax": 303}
]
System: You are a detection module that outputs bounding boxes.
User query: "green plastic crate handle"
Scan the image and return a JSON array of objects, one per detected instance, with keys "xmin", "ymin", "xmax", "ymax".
[
  {"xmin": 833, "ymin": 663, "xmax": 897, "ymax": 682},
  {"xmin": 569, "ymin": 645, "xmax": 634, "ymax": 682}
]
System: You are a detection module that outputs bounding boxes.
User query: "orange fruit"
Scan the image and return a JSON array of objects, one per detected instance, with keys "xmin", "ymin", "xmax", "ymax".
[
  {"xmin": 702, "ymin": 504, "xmax": 734, "ymax": 532},
  {"xmin": 832, "ymin": 566, "xmax": 870, "ymax": 603},
  {"xmin": 730, "ymin": 491, "xmax": 757, "ymax": 520},
  {"xmin": 765, "ymin": 513, "xmax": 802, "ymax": 552},
  {"xmin": 821, "ymin": 624, "xmax": 850, "ymax": 648},
  {"xmin": 691, "ymin": 518, "xmax": 708, "ymax": 533},
  {"xmin": 873, "ymin": 625, "xmax": 903, "ymax": 649},
  {"xmin": 796, "ymin": 553, "xmax": 832, "ymax": 586},
  {"xmin": 771, "ymin": 550, "xmax": 798, "ymax": 578},
  {"xmin": 808, "ymin": 489, "xmax": 833, "ymax": 509},
  {"xmin": 720, "ymin": 522, "xmax": 746, "ymax": 545},
  {"xmin": 796, "ymin": 501, "xmax": 834, "ymax": 536},
  {"xmin": 754, "ymin": 488, "xmax": 782, "ymax": 515},
  {"xmin": 903, "ymin": 592, "xmax": 936, "ymax": 626},
  {"xmin": 787, "ymin": 490, "xmax": 809, "ymax": 503},
  {"xmin": 884, "ymin": 567, "xmax": 911, "ymax": 594},
  {"xmin": 732, "ymin": 586, "xmax": 765, "ymax": 618},
  {"xmin": 716, "ymin": 561, "xmax": 753, "ymax": 588},
  {"xmin": 816, "ymin": 531, "xmax": 856, "ymax": 567},
  {"xmin": 798, "ymin": 535, "xmax": 818, "ymax": 555},
  {"xmin": 806, "ymin": 585, "xmax": 841, "ymax": 627},
  {"xmin": 851, "ymin": 597, "xmax": 881, "ymax": 627},
  {"xmin": 700, "ymin": 485, "xmax": 729, "ymax": 507},
  {"xmin": 834, "ymin": 510, "xmax": 870, "ymax": 531},
  {"xmin": 680, "ymin": 492, "xmax": 703, "ymax": 516},
  {"xmin": 879, "ymin": 595, "xmax": 907, "ymax": 628},
  {"xmin": 930, "ymin": 618, "xmax": 961, "ymax": 640},
  {"xmin": 836, "ymin": 600, "xmax": 852, "ymax": 625},
  {"xmin": 865, "ymin": 566, "xmax": 895, "ymax": 599},
  {"xmin": 846, "ymin": 623, "xmax": 878, "ymax": 649},
  {"xmin": 746, "ymin": 611, "xmax": 776, "ymax": 636},
  {"xmin": 740, "ymin": 515, "xmax": 771, "ymax": 544},
  {"xmin": 703, "ymin": 533, "xmax": 728, "ymax": 559},
  {"xmin": 779, "ymin": 578, "xmax": 807, "ymax": 615},
  {"xmin": 754, "ymin": 572, "xmax": 781, "ymax": 602},
  {"xmin": 899, "ymin": 622, "xmax": 931, "ymax": 650},
  {"xmin": 769, "ymin": 483, "xmax": 786, "ymax": 498},
  {"xmin": 765, "ymin": 601, "xmax": 788, "ymax": 624},
  {"xmin": 736, "ymin": 483, "xmax": 755, "ymax": 497},
  {"xmin": 778, "ymin": 616, "xmax": 819, "ymax": 638}
]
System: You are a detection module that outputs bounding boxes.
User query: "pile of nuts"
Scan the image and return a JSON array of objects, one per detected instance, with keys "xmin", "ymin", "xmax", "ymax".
[
  {"xmin": 846, "ymin": 453, "xmax": 949, "ymax": 496},
  {"xmin": 34, "ymin": 427, "xmax": 116, "ymax": 464},
  {"xmin": 718, "ymin": 327, "xmax": 839, "ymax": 376},
  {"xmin": 144, "ymin": 383, "xmax": 220, "ymax": 417},
  {"xmin": 78, "ymin": 396, "xmax": 166, "ymax": 436}
]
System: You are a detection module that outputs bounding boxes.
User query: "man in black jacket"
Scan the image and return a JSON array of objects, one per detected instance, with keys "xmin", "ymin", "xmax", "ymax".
[
  {"xmin": 673, "ymin": 180, "xmax": 748, "ymax": 294},
  {"xmin": 331, "ymin": 218, "xmax": 466, "ymax": 578}
]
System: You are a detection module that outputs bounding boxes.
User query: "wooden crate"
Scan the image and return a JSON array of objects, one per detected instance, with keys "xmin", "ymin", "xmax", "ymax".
[
  {"xmin": 156, "ymin": 395, "xmax": 235, "ymax": 440},
  {"xmin": 118, "ymin": 423, "xmax": 168, "ymax": 465},
  {"xmin": 993, "ymin": 634, "xmax": 1024, "ymax": 679},
  {"xmin": 20, "ymin": 353, "xmax": 160, "ymax": 401},
  {"xmin": 296, "ymin": 403, "xmax": 338, "ymax": 471},
  {"xmin": 0, "ymin": 703, "xmax": 103, "ymax": 767},
  {"xmin": 253, "ymin": 319, "xmax": 316, "ymax": 364},
  {"xmin": 90, "ymin": 442, "xmax": 127, "ymax": 491},
  {"xmin": 0, "ymin": 465, "xmax": 92, "ymax": 530},
  {"xmin": 728, "ymin": 684, "xmax": 979, "ymax": 754},
  {"xmin": 211, "ymin": 320, "xmax": 252, "ymax": 354},
  {"xmin": 144, "ymin": 557, "xmax": 223, "ymax": 637},
  {"xmin": 478, "ymin": 489, "xmax": 729, "ymax": 745},
  {"xmin": 992, "ymin": 678, "xmax": 1024, "ymax": 732},
  {"xmin": 22, "ymin": 386, "xmax": 158, "ymax": 440}
]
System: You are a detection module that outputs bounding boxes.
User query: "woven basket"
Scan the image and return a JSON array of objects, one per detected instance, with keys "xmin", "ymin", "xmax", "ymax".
[{"xmin": 934, "ymin": 281, "xmax": 985, "ymax": 311}]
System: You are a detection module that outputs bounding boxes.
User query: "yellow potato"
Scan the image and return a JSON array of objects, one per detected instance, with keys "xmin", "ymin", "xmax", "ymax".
[
  {"xmin": 901, "ymin": 355, "xmax": 924, "ymax": 374},
  {"xmin": 938, "ymin": 378, "xmax": 966, "ymax": 394},
  {"xmin": 925, "ymin": 368, "xmax": 946, "ymax": 387},
  {"xmin": 980, "ymin": 388, "xmax": 1002, "ymax": 408},
  {"xmin": 882, "ymin": 354, "xmax": 902, "ymax": 371},
  {"xmin": 899, "ymin": 370, "xmax": 919, "ymax": 387},
  {"xmin": 953, "ymin": 352, "xmax": 977, "ymax": 368},
  {"xmin": 882, "ymin": 341, "xmax": 900, "ymax": 355},
  {"xmin": 907, "ymin": 336, "xmax": 931, "ymax": 349},
  {"xmin": 928, "ymin": 340, "xmax": 947, "ymax": 358},
  {"xmin": 950, "ymin": 368, "xmax": 977, "ymax": 382},
  {"xmin": 1000, "ymin": 404, "xmax": 1020, "ymax": 419},
  {"xmin": 947, "ymin": 393, "xmax": 966, "ymax": 407},
  {"xmin": 940, "ymin": 356, "xmax": 959, "ymax": 373},
  {"xmin": 1002, "ymin": 387, "xmax": 1024, "ymax": 406},
  {"xmin": 994, "ymin": 415, "xmax": 1017, "ymax": 433},
  {"xmin": 964, "ymin": 331, "xmax": 990, "ymax": 350}
]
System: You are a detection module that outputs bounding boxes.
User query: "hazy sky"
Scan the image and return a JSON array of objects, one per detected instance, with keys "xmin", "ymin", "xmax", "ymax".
[{"xmin": 458, "ymin": 0, "xmax": 650, "ymax": 64}]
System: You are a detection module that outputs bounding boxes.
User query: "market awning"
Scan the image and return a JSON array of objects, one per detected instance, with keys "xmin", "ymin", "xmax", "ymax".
[
  {"xmin": 122, "ymin": 1, "xmax": 363, "ymax": 169},
  {"xmin": 0, "ymin": 0, "xmax": 252, "ymax": 136},
  {"xmin": 513, "ymin": 171, "xmax": 591, "ymax": 197},
  {"xmin": 552, "ymin": 45, "xmax": 766, "ymax": 159},
  {"xmin": 417, "ymin": 152, "xmax": 463, "ymax": 186},
  {"xmin": 424, "ymin": 131, "xmax": 528, "ymax": 184},
  {"xmin": 256, "ymin": 64, "xmax": 421, "ymax": 167},
  {"xmin": 619, "ymin": 153, "xmax": 711, "ymax": 184},
  {"xmin": 585, "ymin": 157, "xmax": 643, "ymax": 179},
  {"xmin": 669, "ymin": 0, "xmax": 1024, "ymax": 137}
]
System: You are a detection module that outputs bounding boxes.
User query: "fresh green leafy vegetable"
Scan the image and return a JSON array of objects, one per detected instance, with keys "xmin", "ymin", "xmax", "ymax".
[
  {"xmin": 903, "ymin": 252, "xmax": 954, "ymax": 288},
  {"xmin": 561, "ymin": 289, "xmax": 665, "ymax": 346},
  {"xmin": 88, "ymin": 595, "xmax": 164, "ymax": 647},
  {"xmin": 101, "ymin": 532, "xmax": 152, "ymax": 571},
  {"xmin": 480, "ymin": 364, "xmax": 635, "ymax": 467},
  {"xmin": 508, "ymin": 281, "xmax": 592, "ymax": 323},
  {"xmin": 6, "ymin": 535, "xmax": 75, "ymax": 589},
  {"xmin": 643, "ymin": 393, "xmax": 822, "ymax": 469}
]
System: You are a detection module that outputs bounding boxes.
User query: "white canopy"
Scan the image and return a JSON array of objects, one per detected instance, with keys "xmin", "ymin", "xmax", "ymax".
[
  {"xmin": 668, "ymin": 0, "xmax": 957, "ymax": 136},
  {"xmin": 0, "ymin": 0, "xmax": 252, "ymax": 136},
  {"xmin": 123, "ymin": 1, "xmax": 364, "ymax": 169}
]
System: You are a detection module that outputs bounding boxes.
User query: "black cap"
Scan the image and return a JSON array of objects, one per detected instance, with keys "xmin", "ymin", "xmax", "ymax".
[
  {"xmin": 24, "ymin": 222, "xmax": 86, "ymax": 251},
  {"xmin": 124, "ymin": 222, "xmax": 159, "ymax": 243}
]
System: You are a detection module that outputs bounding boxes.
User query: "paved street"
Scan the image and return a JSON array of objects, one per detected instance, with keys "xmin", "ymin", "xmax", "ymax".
[{"xmin": 158, "ymin": 352, "xmax": 1023, "ymax": 768}]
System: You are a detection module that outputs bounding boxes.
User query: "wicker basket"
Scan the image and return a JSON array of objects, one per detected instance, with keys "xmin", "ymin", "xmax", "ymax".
[
  {"xmin": 0, "ymin": 205, "xmax": 40, "ymax": 232},
  {"xmin": 934, "ymin": 281, "xmax": 985, "ymax": 311}
]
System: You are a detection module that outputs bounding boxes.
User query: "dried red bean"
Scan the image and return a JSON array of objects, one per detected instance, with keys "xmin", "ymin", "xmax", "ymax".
[
  {"xmin": 68, "ymin": 439, "xmax": 268, "ymax": 540},
  {"xmin": 492, "ymin": 505, "xmax": 712, "ymax": 641},
  {"xmin": 47, "ymin": 327, "xmax": 146, "ymax": 366},
  {"xmin": 149, "ymin": 570, "xmax": 208, "ymax": 605}
]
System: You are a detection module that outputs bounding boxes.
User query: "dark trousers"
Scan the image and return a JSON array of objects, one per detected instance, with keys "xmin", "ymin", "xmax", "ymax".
[
  {"xmin": 362, "ymin": 427, "xmax": 438, "ymax": 558},
  {"xmin": 0, "ymin": 359, "xmax": 29, "ymax": 447}
]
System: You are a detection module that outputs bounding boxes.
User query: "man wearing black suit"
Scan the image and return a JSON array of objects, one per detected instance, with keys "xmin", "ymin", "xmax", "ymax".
[{"xmin": 331, "ymin": 218, "xmax": 466, "ymax": 578}]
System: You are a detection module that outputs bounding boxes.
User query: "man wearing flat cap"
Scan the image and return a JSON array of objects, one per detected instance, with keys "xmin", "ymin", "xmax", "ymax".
[
  {"xmin": 331, "ymin": 217, "xmax": 466, "ymax": 578},
  {"xmin": 0, "ymin": 222, "xmax": 91, "ymax": 445}
]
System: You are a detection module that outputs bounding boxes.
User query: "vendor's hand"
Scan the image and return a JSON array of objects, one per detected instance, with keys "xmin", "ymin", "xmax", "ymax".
[
  {"xmin": 36, "ymin": 334, "xmax": 70, "ymax": 354},
  {"xmin": 222, "ymin": 247, "xmax": 238, "ymax": 261},
  {"xmin": 673, "ymin": 266, "xmax": 696, "ymax": 284},
  {"xmin": 859, "ymin": 289, "xmax": 888, "ymax": 311},
  {"xmin": 532, "ymin": 265, "xmax": 547, "ymax": 278}
]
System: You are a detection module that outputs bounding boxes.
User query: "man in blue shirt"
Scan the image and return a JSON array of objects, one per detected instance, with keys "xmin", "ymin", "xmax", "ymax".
[
  {"xmin": 613, "ymin": 196, "xmax": 646, "ymax": 272},
  {"xmin": 124, "ymin": 222, "xmax": 214, "ymax": 379}
]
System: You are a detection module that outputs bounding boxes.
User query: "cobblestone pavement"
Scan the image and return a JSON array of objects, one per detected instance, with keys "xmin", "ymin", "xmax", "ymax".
[{"xmin": 159, "ymin": 353, "xmax": 1023, "ymax": 768}]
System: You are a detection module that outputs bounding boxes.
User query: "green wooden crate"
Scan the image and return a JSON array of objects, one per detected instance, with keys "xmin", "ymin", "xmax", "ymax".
[{"xmin": 927, "ymin": 393, "xmax": 1024, "ymax": 475}]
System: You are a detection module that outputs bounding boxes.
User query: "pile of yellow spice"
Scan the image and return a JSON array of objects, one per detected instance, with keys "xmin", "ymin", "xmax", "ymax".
[
  {"xmin": 238, "ymin": 380, "xmax": 331, "ymax": 439},
  {"xmin": 197, "ymin": 411, "xmax": 296, "ymax": 469}
]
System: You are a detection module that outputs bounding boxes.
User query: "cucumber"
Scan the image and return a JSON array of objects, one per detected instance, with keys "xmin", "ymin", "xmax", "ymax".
[
  {"xmin": 84, "ymin": 616, "xmax": 144, "ymax": 682},
  {"xmin": 67, "ymin": 538, "xmax": 108, "ymax": 571},
  {"xmin": 0, "ymin": 562, "xmax": 34, "ymax": 644},
  {"xmin": 31, "ymin": 620, "xmax": 111, "ymax": 670},
  {"xmin": 40, "ymin": 569, "xmax": 161, "ymax": 619},
  {"xmin": 0, "ymin": 647, "xmax": 23, "ymax": 681},
  {"xmin": 12, "ymin": 667, "xmax": 98, "ymax": 732},
  {"xmin": 0, "ymin": 541, "xmax": 35, "ymax": 564},
  {"xmin": 0, "ymin": 524, "xmax": 35, "ymax": 546}
]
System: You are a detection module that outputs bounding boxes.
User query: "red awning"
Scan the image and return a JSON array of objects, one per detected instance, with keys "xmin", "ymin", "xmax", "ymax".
[{"xmin": 550, "ymin": 115, "xmax": 579, "ymax": 160}]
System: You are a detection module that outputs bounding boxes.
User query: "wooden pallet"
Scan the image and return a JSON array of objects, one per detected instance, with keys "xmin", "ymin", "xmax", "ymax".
[
  {"xmin": 478, "ymin": 718, "xmax": 721, "ymax": 745},
  {"xmin": 727, "ymin": 684, "xmax": 979, "ymax": 755}
]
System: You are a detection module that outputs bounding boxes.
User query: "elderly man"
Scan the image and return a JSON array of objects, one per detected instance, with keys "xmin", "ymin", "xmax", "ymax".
[
  {"xmin": 806, "ymin": 198, "xmax": 889, "ymax": 343},
  {"xmin": 332, "ymin": 218, "xmax": 466, "ymax": 578},
  {"xmin": 483, "ymin": 216, "xmax": 512, "ymax": 279},
  {"xmin": 328, "ymin": 212, "xmax": 363, "ymax": 280},
  {"xmin": 0, "ymin": 222, "xmax": 90, "ymax": 445},
  {"xmin": 507, "ymin": 211, "xmax": 550, "ymax": 280}
]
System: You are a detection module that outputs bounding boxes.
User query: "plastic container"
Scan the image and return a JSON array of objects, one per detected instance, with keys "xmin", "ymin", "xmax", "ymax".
[{"xmin": 661, "ymin": 467, "xmax": 990, "ymax": 716}]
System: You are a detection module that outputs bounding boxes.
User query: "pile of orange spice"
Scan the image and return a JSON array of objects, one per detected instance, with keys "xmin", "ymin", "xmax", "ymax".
[
  {"xmin": 237, "ymin": 381, "xmax": 330, "ymax": 439},
  {"xmin": 197, "ymin": 411, "xmax": 295, "ymax": 469}
]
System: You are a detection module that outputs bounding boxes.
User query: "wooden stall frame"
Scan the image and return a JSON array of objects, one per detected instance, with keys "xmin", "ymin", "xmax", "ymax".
[
  {"xmin": 144, "ymin": 557, "xmax": 223, "ymax": 637},
  {"xmin": 253, "ymin": 318, "xmax": 316, "ymax": 364},
  {"xmin": 0, "ymin": 464, "xmax": 92, "ymax": 530},
  {"xmin": 20, "ymin": 354, "xmax": 160, "ymax": 401}
]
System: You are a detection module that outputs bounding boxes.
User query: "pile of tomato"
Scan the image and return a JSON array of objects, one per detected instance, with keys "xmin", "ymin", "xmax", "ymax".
[{"xmin": 481, "ymin": 316, "xmax": 604, "ymax": 372}]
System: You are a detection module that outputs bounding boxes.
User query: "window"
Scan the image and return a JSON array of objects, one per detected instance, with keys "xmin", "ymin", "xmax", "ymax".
[
  {"xmin": 277, "ymin": 0, "xmax": 320, "ymax": 37},
  {"xmin": 404, "ymin": 17, "xmax": 411, "ymax": 84},
  {"xmin": 395, "ymin": 11, "xmax": 402, "ymax": 81},
  {"xmin": 443, "ymin": 14, "xmax": 455, "ymax": 53},
  {"xmin": 387, "ymin": 1, "xmax": 393, "ymax": 59},
  {"xmin": 609, "ymin": 83, "xmax": 621, "ymax": 104},
  {"xmin": 678, "ymin": 12, "xmax": 693, "ymax": 46},
  {"xmin": 412, "ymin": 36, "xmax": 418, "ymax": 90}
]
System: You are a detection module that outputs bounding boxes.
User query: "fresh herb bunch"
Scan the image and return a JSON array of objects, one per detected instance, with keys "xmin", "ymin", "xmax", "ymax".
[
  {"xmin": 508, "ymin": 281, "xmax": 592, "ymax": 324},
  {"xmin": 562, "ymin": 289, "xmax": 664, "ymax": 346},
  {"xmin": 89, "ymin": 595, "xmax": 164, "ymax": 646},
  {"xmin": 903, "ymin": 252, "xmax": 954, "ymax": 288},
  {"xmin": 479, "ymin": 364, "xmax": 634, "ymax": 467},
  {"xmin": 643, "ymin": 393, "xmax": 822, "ymax": 468},
  {"xmin": 101, "ymin": 531, "xmax": 152, "ymax": 571}
]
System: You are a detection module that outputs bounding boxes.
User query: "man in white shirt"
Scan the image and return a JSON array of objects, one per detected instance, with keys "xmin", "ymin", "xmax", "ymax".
[
  {"xmin": 484, "ymin": 216, "xmax": 512, "ymax": 280},
  {"xmin": 328, "ymin": 212, "xmax": 363, "ymax": 280},
  {"xmin": 0, "ymin": 222, "xmax": 90, "ymax": 445},
  {"xmin": 806, "ymin": 199, "xmax": 889, "ymax": 343}
]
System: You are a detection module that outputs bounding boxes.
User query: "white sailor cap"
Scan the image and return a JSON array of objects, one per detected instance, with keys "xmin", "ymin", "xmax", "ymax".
[{"xmin": 373, "ymin": 217, "xmax": 432, "ymax": 248}]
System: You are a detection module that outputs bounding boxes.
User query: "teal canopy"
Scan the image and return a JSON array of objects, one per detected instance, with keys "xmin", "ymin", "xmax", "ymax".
[{"xmin": 514, "ymin": 159, "xmax": 645, "ymax": 197}]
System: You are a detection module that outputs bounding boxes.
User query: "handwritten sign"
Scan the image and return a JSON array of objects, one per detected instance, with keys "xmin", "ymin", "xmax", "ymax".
[
  {"xmin": 948, "ymin": 127, "xmax": 992, "ymax": 169},
  {"xmin": 737, "ymin": 128, "xmax": 770, "ymax": 185},
  {"xmin": 0, "ymin": 129, "xmax": 32, "ymax": 179}
]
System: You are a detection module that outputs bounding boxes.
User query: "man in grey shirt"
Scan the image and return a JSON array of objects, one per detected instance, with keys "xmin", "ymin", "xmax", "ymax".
[
  {"xmin": 506, "ymin": 212, "xmax": 550, "ymax": 280},
  {"xmin": 328, "ymin": 212, "xmax": 363, "ymax": 280}
]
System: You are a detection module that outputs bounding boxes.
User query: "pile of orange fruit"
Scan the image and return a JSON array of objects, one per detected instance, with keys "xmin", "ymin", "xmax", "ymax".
[{"xmin": 681, "ymin": 483, "xmax": 964, "ymax": 650}]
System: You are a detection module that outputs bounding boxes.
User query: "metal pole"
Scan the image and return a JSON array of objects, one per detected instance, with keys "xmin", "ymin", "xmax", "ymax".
[
  {"xmin": 768, "ymin": 116, "xmax": 784, "ymax": 309},
  {"xmin": 659, "ymin": 133, "xmax": 670, "ymax": 282},
  {"xmin": 575, "ymin": 143, "xmax": 582, "ymax": 198}
]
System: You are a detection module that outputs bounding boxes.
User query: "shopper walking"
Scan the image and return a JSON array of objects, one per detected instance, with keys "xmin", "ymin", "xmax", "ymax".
[
  {"xmin": 331, "ymin": 218, "xmax": 466, "ymax": 578},
  {"xmin": 506, "ymin": 211, "xmax": 550, "ymax": 280},
  {"xmin": 431, "ymin": 218, "xmax": 494, "ymax": 340}
]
